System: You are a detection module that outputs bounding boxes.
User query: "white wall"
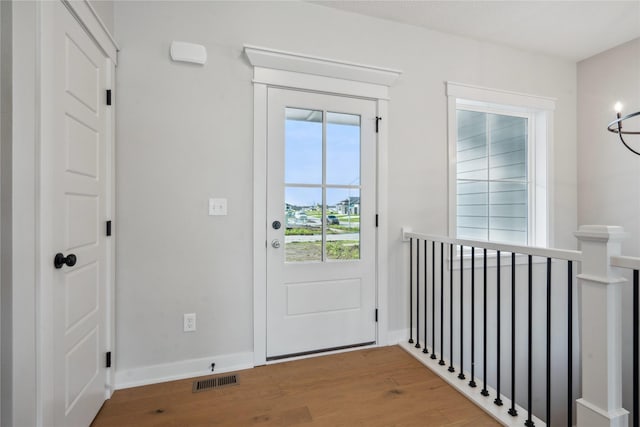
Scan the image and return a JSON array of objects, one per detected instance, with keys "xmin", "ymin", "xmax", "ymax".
[
  {"xmin": 113, "ymin": 0, "xmax": 577, "ymax": 384},
  {"xmin": 577, "ymin": 37, "xmax": 640, "ymax": 424},
  {"xmin": 577, "ymin": 38, "xmax": 640, "ymax": 257}
]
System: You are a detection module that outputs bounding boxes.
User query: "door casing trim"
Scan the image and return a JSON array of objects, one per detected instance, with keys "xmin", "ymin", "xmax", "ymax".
[{"xmin": 249, "ymin": 47, "xmax": 400, "ymax": 366}]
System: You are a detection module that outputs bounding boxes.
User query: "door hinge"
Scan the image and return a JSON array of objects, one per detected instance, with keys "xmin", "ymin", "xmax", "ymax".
[
  {"xmin": 375, "ymin": 309, "xmax": 378, "ymax": 322},
  {"xmin": 106, "ymin": 89, "xmax": 112, "ymax": 106},
  {"xmin": 375, "ymin": 116, "xmax": 382, "ymax": 133},
  {"xmin": 106, "ymin": 351, "xmax": 112, "ymax": 368},
  {"xmin": 106, "ymin": 220, "xmax": 112, "ymax": 236},
  {"xmin": 375, "ymin": 214, "xmax": 379, "ymax": 227}
]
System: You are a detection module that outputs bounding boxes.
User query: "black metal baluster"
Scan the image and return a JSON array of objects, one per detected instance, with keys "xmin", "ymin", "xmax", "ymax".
[
  {"xmin": 409, "ymin": 238, "xmax": 414, "ymax": 344},
  {"xmin": 508, "ymin": 253, "xmax": 517, "ymax": 416},
  {"xmin": 633, "ymin": 269, "xmax": 638, "ymax": 427},
  {"xmin": 449, "ymin": 243, "xmax": 455, "ymax": 373},
  {"xmin": 416, "ymin": 240, "xmax": 421, "ymax": 349},
  {"xmin": 525, "ymin": 255, "xmax": 534, "ymax": 427},
  {"xmin": 431, "ymin": 241, "xmax": 437, "ymax": 360},
  {"xmin": 546, "ymin": 258, "xmax": 552, "ymax": 426},
  {"xmin": 481, "ymin": 248, "xmax": 489, "ymax": 397},
  {"xmin": 567, "ymin": 261, "xmax": 573, "ymax": 427},
  {"xmin": 459, "ymin": 245, "xmax": 465, "ymax": 380},
  {"xmin": 424, "ymin": 240, "xmax": 429, "ymax": 354},
  {"xmin": 469, "ymin": 247, "xmax": 477, "ymax": 388},
  {"xmin": 494, "ymin": 251, "xmax": 503, "ymax": 406},
  {"xmin": 440, "ymin": 242, "xmax": 445, "ymax": 366}
]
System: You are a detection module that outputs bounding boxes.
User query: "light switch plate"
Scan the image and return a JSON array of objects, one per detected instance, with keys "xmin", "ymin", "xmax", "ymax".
[
  {"xmin": 183, "ymin": 313, "xmax": 196, "ymax": 332},
  {"xmin": 209, "ymin": 198, "xmax": 227, "ymax": 216}
]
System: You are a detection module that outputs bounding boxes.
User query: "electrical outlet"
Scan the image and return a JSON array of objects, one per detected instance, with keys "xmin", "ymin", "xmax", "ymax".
[{"xmin": 183, "ymin": 313, "xmax": 196, "ymax": 332}]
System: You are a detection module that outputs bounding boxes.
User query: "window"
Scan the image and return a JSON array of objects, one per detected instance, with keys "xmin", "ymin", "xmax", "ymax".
[{"xmin": 447, "ymin": 82, "xmax": 555, "ymax": 247}]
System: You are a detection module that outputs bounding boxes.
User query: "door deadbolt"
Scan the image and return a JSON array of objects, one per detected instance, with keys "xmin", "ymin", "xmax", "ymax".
[{"xmin": 272, "ymin": 220, "xmax": 281, "ymax": 230}]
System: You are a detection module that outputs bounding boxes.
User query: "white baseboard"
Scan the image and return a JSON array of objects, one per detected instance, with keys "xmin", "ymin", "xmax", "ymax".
[
  {"xmin": 114, "ymin": 351, "xmax": 254, "ymax": 390},
  {"xmin": 386, "ymin": 328, "xmax": 410, "ymax": 345},
  {"xmin": 399, "ymin": 341, "xmax": 546, "ymax": 427}
]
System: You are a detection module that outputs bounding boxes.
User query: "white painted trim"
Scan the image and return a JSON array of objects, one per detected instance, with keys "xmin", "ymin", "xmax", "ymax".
[
  {"xmin": 114, "ymin": 352, "xmax": 254, "ymax": 390},
  {"xmin": 62, "ymin": 0, "xmax": 118, "ymax": 64},
  {"xmin": 446, "ymin": 82, "xmax": 556, "ymax": 248},
  {"xmin": 574, "ymin": 225, "xmax": 628, "ymax": 242},
  {"xmin": 611, "ymin": 255, "xmax": 640, "ymax": 270},
  {"xmin": 250, "ymin": 47, "xmax": 400, "ymax": 365},
  {"xmin": 387, "ymin": 329, "xmax": 409, "ymax": 345},
  {"xmin": 252, "ymin": 83, "xmax": 268, "ymax": 366},
  {"xmin": 404, "ymin": 231, "xmax": 582, "ymax": 262},
  {"xmin": 544, "ymin": 112, "xmax": 555, "ymax": 248},
  {"xmin": 105, "ymin": 59, "xmax": 116, "ymax": 398},
  {"xmin": 447, "ymin": 94, "xmax": 457, "ymax": 238},
  {"xmin": 574, "ymin": 226, "xmax": 628, "ymax": 427},
  {"xmin": 244, "ymin": 45, "xmax": 401, "ymax": 87},
  {"xmin": 399, "ymin": 342, "xmax": 547, "ymax": 427},
  {"xmin": 446, "ymin": 81, "xmax": 556, "ymax": 111},
  {"xmin": 376, "ymin": 99, "xmax": 390, "ymax": 346},
  {"xmin": 576, "ymin": 398, "xmax": 629, "ymax": 426},
  {"xmin": 253, "ymin": 67, "xmax": 390, "ymax": 100}
]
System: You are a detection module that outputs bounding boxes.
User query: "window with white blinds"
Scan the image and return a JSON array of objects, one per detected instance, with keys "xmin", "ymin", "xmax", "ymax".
[
  {"xmin": 447, "ymin": 82, "xmax": 554, "ymax": 248},
  {"xmin": 456, "ymin": 109, "xmax": 530, "ymax": 245}
]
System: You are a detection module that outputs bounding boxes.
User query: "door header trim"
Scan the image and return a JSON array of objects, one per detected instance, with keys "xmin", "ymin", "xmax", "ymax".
[{"xmin": 244, "ymin": 45, "xmax": 402, "ymax": 87}]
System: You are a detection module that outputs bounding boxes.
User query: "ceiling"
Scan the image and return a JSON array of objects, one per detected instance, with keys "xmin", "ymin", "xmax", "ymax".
[{"xmin": 313, "ymin": 1, "xmax": 640, "ymax": 62}]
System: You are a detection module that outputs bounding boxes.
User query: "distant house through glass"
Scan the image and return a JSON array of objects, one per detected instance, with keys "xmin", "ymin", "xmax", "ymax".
[{"xmin": 284, "ymin": 108, "xmax": 362, "ymax": 261}]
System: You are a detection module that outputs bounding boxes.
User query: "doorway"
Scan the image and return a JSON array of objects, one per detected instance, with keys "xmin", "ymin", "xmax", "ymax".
[{"xmin": 265, "ymin": 88, "xmax": 377, "ymax": 359}]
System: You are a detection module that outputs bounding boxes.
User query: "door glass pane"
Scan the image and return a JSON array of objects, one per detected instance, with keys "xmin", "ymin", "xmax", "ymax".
[
  {"xmin": 285, "ymin": 108, "xmax": 322, "ymax": 184},
  {"xmin": 285, "ymin": 187, "xmax": 322, "ymax": 262},
  {"xmin": 326, "ymin": 112, "xmax": 360, "ymax": 185},
  {"xmin": 326, "ymin": 188, "xmax": 360, "ymax": 260}
]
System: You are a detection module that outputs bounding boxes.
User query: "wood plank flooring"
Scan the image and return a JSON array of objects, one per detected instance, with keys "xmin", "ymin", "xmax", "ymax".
[{"xmin": 91, "ymin": 346, "xmax": 499, "ymax": 426}]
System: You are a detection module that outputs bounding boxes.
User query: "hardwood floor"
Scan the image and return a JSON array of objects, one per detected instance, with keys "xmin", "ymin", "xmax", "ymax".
[{"xmin": 91, "ymin": 346, "xmax": 499, "ymax": 426}]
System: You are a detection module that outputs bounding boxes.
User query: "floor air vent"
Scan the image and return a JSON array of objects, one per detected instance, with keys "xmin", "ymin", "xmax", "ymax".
[{"xmin": 192, "ymin": 374, "xmax": 239, "ymax": 393}]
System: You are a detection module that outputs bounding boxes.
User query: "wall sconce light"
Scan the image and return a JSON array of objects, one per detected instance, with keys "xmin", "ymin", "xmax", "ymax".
[{"xmin": 607, "ymin": 102, "xmax": 640, "ymax": 156}]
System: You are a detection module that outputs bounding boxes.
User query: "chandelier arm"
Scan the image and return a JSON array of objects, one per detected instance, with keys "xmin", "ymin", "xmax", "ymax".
[
  {"xmin": 607, "ymin": 110, "xmax": 640, "ymax": 156},
  {"xmin": 618, "ymin": 132, "xmax": 640, "ymax": 156}
]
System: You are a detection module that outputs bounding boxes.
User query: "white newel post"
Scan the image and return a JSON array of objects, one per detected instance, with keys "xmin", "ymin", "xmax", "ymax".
[{"xmin": 575, "ymin": 225, "xmax": 629, "ymax": 427}]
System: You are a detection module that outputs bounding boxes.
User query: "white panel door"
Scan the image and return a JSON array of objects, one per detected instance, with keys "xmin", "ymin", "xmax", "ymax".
[
  {"xmin": 266, "ymin": 88, "xmax": 377, "ymax": 359},
  {"xmin": 46, "ymin": 2, "xmax": 109, "ymax": 425}
]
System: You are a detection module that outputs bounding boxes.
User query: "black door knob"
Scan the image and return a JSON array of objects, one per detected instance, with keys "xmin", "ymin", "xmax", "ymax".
[
  {"xmin": 272, "ymin": 220, "xmax": 281, "ymax": 230},
  {"xmin": 54, "ymin": 253, "xmax": 77, "ymax": 269}
]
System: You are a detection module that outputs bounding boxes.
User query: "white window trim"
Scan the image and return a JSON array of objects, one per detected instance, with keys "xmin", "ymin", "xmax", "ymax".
[
  {"xmin": 446, "ymin": 81, "xmax": 556, "ymax": 248},
  {"xmin": 247, "ymin": 45, "xmax": 401, "ymax": 366}
]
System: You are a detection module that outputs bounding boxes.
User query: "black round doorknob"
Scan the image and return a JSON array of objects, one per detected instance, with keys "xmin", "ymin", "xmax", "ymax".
[
  {"xmin": 272, "ymin": 220, "xmax": 281, "ymax": 230},
  {"xmin": 54, "ymin": 253, "xmax": 77, "ymax": 269}
]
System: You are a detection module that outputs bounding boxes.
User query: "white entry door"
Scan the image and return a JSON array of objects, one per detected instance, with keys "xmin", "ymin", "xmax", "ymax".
[
  {"xmin": 266, "ymin": 88, "xmax": 377, "ymax": 359},
  {"xmin": 43, "ymin": 2, "xmax": 110, "ymax": 425}
]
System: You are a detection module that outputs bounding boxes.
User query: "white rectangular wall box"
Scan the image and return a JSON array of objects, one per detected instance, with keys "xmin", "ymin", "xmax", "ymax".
[{"xmin": 170, "ymin": 41, "xmax": 207, "ymax": 65}]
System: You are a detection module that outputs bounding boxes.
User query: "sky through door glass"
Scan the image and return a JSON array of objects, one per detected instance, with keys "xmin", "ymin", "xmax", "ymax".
[{"xmin": 284, "ymin": 108, "xmax": 362, "ymax": 262}]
